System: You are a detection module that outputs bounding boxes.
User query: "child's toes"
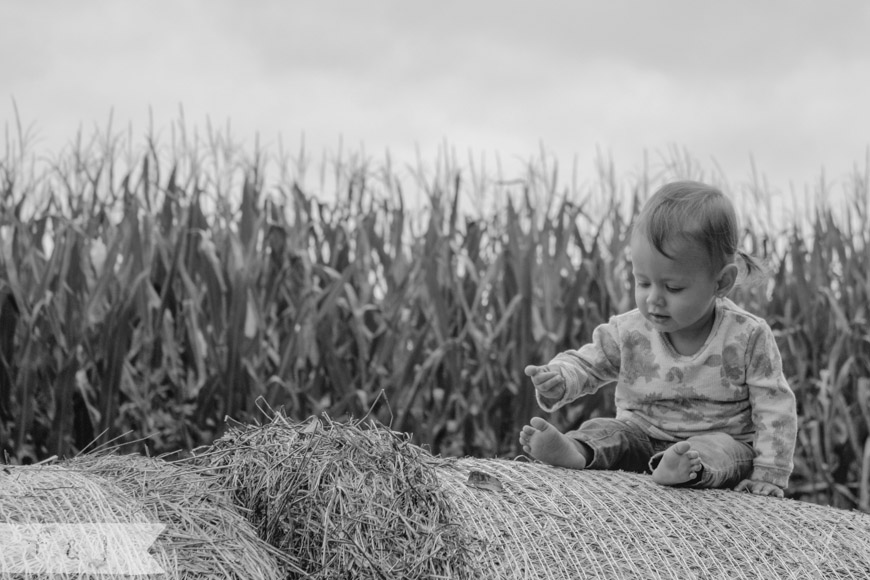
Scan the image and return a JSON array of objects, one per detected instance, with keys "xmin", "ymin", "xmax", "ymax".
[
  {"xmin": 671, "ymin": 441, "xmax": 692, "ymax": 455},
  {"xmin": 529, "ymin": 416, "xmax": 551, "ymax": 430}
]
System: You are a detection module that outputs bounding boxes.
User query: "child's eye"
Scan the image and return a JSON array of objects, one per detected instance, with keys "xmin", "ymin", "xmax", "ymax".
[
  {"xmin": 636, "ymin": 281, "xmax": 650, "ymax": 288},
  {"xmin": 666, "ymin": 286, "xmax": 684, "ymax": 293}
]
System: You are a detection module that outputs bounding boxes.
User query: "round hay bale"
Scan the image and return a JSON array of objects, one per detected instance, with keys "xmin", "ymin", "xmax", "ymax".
[
  {"xmin": 201, "ymin": 414, "xmax": 870, "ymax": 580},
  {"xmin": 1, "ymin": 453, "xmax": 295, "ymax": 579},
  {"xmin": 440, "ymin": 457, "xmax": 870, "ymax": 580}
]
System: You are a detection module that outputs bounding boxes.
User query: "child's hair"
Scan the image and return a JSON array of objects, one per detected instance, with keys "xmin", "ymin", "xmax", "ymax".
[{"xmin": 633, "ymin": 180, "xmax": 764, "ymax": 282}]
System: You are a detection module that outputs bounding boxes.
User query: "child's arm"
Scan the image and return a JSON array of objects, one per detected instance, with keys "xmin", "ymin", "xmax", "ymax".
[
  {"xmin": 529, "ymin": 320, "xmax": 622, "ymax": 412},
  {"xmin": 744, "ymin": 323, "xmax": 798, "ymax": 491}
]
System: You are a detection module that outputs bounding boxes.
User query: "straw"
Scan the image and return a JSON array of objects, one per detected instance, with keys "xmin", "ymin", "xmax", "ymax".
[
  {"xmin": 197, "ymin": 414, "xmax": 481, "ymax": 579},
  {"xmin": 1, "ymin": 452, "xmax": 296, "ymax": 579}
]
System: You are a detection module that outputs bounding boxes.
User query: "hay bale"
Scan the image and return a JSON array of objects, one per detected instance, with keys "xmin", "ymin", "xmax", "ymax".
[
  {"xmin": 1, "ymin": 453, "xmax": 295, "ymax": 579},
  {"xmin": 201, "ymin": 414, "xmax": 870, "ymax": 580},
  {"xmin": 199, "ymin": 414, "xmax": 481, "ymax": 580},
  {"xmin": 441, "ymin": 457, "xmax": 870, "ymax": 579}
]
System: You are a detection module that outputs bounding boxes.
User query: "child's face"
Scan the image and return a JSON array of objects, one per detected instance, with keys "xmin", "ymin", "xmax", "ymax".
[{"xmin": 630, "ymin": 233, "xmax": 721, "ymax": 345}]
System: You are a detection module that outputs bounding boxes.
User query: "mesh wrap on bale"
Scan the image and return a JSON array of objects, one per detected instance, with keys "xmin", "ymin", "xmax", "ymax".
[
  {"xmin": 0, "ymin": 453, "xmax": 294, "ymax": 579},
  {"xmin": 201, "ymin": 414, "xmax": 870, "ymax": 580},
  {"xmin": 442, "ymin": 457, "xmax": 870, "ymax": 579}
]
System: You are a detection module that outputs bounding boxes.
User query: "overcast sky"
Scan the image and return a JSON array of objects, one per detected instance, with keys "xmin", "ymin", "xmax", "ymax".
[{"xmin": 3, "ymin": 0, "xmax": 869, "ymax": 198}]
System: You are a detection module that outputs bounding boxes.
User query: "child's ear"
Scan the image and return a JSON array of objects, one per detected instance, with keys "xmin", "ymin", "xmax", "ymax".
[{"xmin": 715, "ymin": 263, "xmax": 739, "ymax": 297}]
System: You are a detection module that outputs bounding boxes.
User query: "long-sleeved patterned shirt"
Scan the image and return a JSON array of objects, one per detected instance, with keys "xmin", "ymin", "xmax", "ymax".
[{"xmin": 538, "ymin": 297, "xmax": 797, "ymax": 488}]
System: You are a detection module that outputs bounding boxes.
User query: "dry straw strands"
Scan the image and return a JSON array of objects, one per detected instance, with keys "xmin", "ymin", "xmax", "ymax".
[
  {"xmin": 201, "ymin": 414, "xmax": 870, "ymax": 580},
  {"xmin": 1, "ymin": 453, "xmax": 295, "ymax": 579},
  {"xmin": 199, "ymin": 414, "xmax": 479, "ymax": 580}
]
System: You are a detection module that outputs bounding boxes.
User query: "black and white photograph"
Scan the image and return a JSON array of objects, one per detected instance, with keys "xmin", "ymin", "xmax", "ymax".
[{"xmin": 2, "ymin": 1, "xmax": 869, "ymax": 578}]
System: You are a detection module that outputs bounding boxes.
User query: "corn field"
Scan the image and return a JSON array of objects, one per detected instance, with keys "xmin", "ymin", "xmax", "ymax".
[{"xmin": 1, "ymin": 123, "xmax": 868, "ymax": 512}]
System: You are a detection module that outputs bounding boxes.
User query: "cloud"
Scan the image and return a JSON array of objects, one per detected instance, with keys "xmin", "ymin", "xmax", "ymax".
[{"xmin": 2, "ymin": 0, "xmax": 869, "ymax": 192}]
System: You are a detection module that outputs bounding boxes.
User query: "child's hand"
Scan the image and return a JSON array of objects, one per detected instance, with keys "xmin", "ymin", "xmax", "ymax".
[
  {"xmin": 734, "ymin": 479, "xmax": 784, "ymax": 498},
  {"xmin": 524, "ymin": 365, "xmax": 566, "ymax": 399}
]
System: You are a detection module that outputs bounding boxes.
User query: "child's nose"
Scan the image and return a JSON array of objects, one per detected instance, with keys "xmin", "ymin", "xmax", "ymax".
[{"xmin": 647, "ymin": 288, "xmax": 665, "ymax": 306}]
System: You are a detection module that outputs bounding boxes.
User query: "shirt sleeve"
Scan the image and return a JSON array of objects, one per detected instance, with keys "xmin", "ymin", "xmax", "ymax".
[
  {"xmin": 536, "ymin": 319, "xmax": 623, "ymax": 412},
  {"xmin": 744, "ymin": 323, "xmax": 798, "ymax": 488}
]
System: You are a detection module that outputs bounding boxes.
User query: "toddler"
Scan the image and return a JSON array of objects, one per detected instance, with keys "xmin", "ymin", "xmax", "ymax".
[{"xmin": 518, "ymin": 181, "xmax": 797, "ymax": 497}]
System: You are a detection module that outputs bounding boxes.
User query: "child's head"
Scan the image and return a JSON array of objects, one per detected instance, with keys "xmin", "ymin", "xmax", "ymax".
[
  {"xmin": 633, "ymin": 180, "xmax": 740, "ymax": 275},
  {"xmin": 629, "ymin": 181, "xmax": 743, "ymax": 349}
]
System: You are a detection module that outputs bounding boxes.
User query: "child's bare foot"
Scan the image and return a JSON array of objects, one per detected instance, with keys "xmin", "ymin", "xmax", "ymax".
[
  {"xmin": 518, "ymin": 417, "xmax": 588, "ymax": 469},
  {"xmin": 652, "ymin": 441, "xmax": 702, "ymax": 486}
]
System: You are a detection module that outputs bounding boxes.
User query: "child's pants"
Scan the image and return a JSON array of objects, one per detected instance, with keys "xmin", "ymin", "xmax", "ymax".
[{"xmin": 566, "ymin": 417, "xmax": 755, "ymax": 489}]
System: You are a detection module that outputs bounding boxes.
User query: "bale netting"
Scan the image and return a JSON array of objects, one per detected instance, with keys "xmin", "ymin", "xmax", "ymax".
[
  {"xmin": 442, "ymin": 457, "xmax": 870, "ymax": 579},
  {"xmin": 201, "ymin": 414, "xmax": 870, "ymax": 580},
  {"xmin": 0, "ymin": 452, "xmax": 295, "ymax": 579}
]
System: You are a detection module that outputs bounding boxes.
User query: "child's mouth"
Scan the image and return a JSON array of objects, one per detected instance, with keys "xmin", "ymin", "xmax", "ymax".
[{"xmin": 648, "ymin": 313, "xmax": 670, "ymax": 323}]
